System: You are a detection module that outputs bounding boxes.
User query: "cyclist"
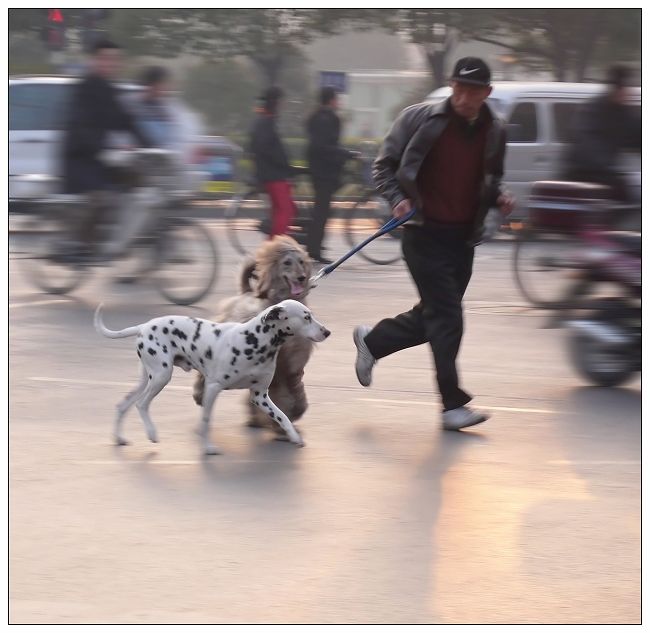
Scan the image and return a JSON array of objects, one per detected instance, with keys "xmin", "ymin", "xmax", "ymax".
[
  {"xmin": 61, "ymin": 39, "xmax": 151, "ymax": 262},
  {"xmin": 562, "ymin": 64, "xmax": 641, "ymax": 228}
]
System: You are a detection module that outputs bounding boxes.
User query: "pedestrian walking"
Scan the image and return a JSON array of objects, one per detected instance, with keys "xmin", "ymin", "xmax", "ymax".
[
  {"xmin": 305, "ymin": 86, "xmax": 357, "ymax": 263},
  {"xmin": 249, "ymin": 86, "xmax": 298, "ymax": 238}
]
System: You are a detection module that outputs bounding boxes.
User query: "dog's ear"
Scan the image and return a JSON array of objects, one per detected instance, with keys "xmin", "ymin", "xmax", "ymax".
[{"xmin": 262, "ymin": 306, "xmax": 286, "ymax": 323}]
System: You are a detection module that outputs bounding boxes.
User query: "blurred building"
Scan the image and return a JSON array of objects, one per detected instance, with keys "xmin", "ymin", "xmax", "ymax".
[{"xmin": 304, "ymin": 29, "xmax": 559, "ymax": 139}]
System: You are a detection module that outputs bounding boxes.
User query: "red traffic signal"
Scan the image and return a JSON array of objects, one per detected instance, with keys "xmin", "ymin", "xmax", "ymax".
[{"xmin": 48, "ymin": 9, "xmax": 64, "ymax": 23}]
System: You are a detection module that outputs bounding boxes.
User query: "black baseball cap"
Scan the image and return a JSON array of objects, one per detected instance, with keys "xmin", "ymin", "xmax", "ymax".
[{"xmin": 450, "ymin": 57, "xmax": 491, "ymax": 87}]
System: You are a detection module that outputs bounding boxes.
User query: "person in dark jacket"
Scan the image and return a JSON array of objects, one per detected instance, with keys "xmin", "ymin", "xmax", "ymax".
[
  {"xmin": 353, "ymin": 57, "xmax": 515, "ymax": 431},
  {"xmin": 563, "ymin": 64, "xmax": 641, "ymax": 203},
  {"xmin": 305, "ymin": 86, "xmax": 357, "ymax": 263},
  {"xmin": 62, "ymin": 39, "xmax": 150, "ymax": 256},
  {"xmin": 248, "ymin": 87, "xmax": 298, "ymax": 237}
]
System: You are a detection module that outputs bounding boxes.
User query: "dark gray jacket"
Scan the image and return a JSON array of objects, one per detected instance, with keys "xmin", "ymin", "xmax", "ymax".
[{"xmin": 373, "ymin": 98, "xmax": 508, "ymax": 242}]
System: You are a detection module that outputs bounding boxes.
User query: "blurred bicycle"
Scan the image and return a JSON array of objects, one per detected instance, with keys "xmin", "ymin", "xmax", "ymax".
[
  {"xmin": 14, "ymin": 148, "xmax": 219, "ymax": 306},
  {"xmin": 225, "ymin": 155, "xmax": 403, "ymax": 265},
  {"xmin": 512, "ymin": 180, "xmax": 640, "ymax": 309}
]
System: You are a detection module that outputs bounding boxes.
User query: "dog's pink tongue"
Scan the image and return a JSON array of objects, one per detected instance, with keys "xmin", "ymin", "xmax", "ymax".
[{"xmin": 290, "ymin": 281, "xmax": 305, "ymax": 296}]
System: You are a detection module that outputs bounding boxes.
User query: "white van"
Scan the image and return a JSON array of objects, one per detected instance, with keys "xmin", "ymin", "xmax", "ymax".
[{"xmin": 426, "ymin": 82, "xmax": 641, "ymax": 220}]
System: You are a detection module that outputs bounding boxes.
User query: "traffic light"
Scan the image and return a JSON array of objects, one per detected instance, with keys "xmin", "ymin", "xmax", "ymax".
[{"xmin": 43, "ymin": 9, "xmax": 66, "ymax": 51}]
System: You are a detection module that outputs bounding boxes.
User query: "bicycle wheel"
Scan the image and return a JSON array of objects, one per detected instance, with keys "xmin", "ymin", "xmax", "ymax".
[
  {"xmin": 225, "ymin": 188, "xmax": 269, "ymax": 257},
  {"xmin": 345, "ymin": 194, "xmax": 402, "ymax": 265},
  {"xmin": 154, "ymin": 218, "xmax": 219, "ymax": 305},
  {"xmin": 18, "ymin": 213, "xmax": 87, "ymax": 295},
  {"xmin": 512, "ymin": 229, "xmax": 583, "ymax": 309}
]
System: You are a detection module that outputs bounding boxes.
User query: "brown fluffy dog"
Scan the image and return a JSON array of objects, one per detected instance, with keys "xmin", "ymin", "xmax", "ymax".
[{"xmin": 193, "ymin": 235, "xmax": 313, "ymax": 435}]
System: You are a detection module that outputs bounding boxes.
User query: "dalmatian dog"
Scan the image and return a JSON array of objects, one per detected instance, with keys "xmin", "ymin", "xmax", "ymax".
[{"xmin": 94, "ymin": 299, "xmax": 330, "ymax": 455}]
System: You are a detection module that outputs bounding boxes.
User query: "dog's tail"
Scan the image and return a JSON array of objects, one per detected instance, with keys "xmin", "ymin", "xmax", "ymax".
[
  {"xmin": 94, "ymin": 304, "xmax": 141, "ymax": 339},
  {"xmin": 239, "ymin": 258, "xmax": 257, "ymax": 294}
]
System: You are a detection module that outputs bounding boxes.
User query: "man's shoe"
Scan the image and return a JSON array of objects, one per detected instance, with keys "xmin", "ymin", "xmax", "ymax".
[
  {"xmin": 441, "ymin": 406, "xmax": 490, "ymax": 431},
  {"xmin": 353, "ymin": 325, "xmax": 376, "ymax": 387}
]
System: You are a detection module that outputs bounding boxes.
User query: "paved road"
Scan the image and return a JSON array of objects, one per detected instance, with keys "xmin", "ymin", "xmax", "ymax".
[{"xmin": 9, "ymin": 223, "xmax": 640, "ymax": 624}]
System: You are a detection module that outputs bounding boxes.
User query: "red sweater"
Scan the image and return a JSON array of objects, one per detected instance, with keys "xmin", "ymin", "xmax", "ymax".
[{"xmin": 416, "ymin": 109, "xmax": 490, "ymax": 224}]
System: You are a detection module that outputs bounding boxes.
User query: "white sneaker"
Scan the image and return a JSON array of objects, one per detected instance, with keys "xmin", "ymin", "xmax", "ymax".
[
  {"xmin": 353, "ymin": 325, "xmax": 376, "ymax": 387},
  {"xmin": 441, "ymin": 406, "xmax": 489, "ymax": 431}
]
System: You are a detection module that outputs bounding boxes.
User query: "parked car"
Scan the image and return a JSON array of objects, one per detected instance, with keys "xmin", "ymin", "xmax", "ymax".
[
  {"xmin": 9, "ymin": 75, "xmax": 212, "ymax": 205},
  {"xmin": 426, "ymin": 82, "xmax": 641, "ymax": 221}
]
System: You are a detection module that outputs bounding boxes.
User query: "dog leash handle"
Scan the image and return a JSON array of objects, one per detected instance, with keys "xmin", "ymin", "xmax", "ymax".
[{"xmin": 310, "ymin": 208, "xmax": 416, "ymax": 286}]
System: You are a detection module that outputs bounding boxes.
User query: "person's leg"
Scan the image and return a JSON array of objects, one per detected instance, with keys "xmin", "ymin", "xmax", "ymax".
[
  {"xmin": 265, "ymin": 181, "xmax": 297, "ymax": 237},
  {"xmin": 403, "ymin": 229, "xmax": 475, "ymax": 411},
  {"xmin": 307, "ymin": 179, "xmax": 335, "ymax": 258},
  {"xmin": 361, "ymin": 228, "xmax": 430, "ymax": 359},
  {"xmin": 77, "ymin": 190, "xmax": 110, "ymax": 249},
  {"xmin": 363, "ymin": 304, "xmax": 428, "ymax": 359}
]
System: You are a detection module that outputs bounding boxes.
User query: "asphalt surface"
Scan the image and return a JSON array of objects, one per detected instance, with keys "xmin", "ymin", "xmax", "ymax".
[{"xmin": 9, "ymin": 221, "xmax": 641, "ymax": 624}]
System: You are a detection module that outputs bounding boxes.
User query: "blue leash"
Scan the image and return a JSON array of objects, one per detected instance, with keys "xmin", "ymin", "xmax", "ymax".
[{"xmin": 310, "ymin": 208, "xmax": 416, "ymax": 286}]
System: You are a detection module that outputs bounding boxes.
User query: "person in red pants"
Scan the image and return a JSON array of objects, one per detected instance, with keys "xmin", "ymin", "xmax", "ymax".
[{"xmin": 249, "ymin": 87, "xmax": 298, "ymax": 237}]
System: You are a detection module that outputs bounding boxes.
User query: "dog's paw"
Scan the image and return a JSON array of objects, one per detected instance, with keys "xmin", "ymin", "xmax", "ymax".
[
  {"xmin": 115, "ymin": 436, "xmax": 130, "ymax": 446},
  {"xmin": 204, "ymin": 444, "xmax": 221, "ymax": 456},
  {"xmin": 148, "ymin": 432, "xmax": 159, "ymax": 444}
]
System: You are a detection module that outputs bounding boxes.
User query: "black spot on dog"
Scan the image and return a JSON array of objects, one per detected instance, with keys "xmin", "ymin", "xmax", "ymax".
[
  {"xmin": 224, "ymin": 374, "xmax": 230, "ymax": 380},
  {"xmin": 199, "ymin": 358, "xmax": 204, "ymax": 365},
  {"xmin": 245, "ymin": 333, "xmax": 259, "ymax": 347},
  {"xmin": 251, "ymin": 379, "xmax": 258, "ymax": 384},
  {"xmin": 255, "ymin": 325, "xmax": 261, "ymax": 333},
  {"xmin": 262, "ymin": 325, "xmax": 270, "ymax": 333},
  {"xmin": 152, "ymin": 325, "xmax": 157, "ymax": 331},
  {"xmin": 169, "ymin": 319, "xmax": 174, "ymax": 324},
  {"xmin": 148, "ymin": 348, "xmax": 156, "ymax": 356},
  {"xmin": 162, "ymin": 345, "xmax": 167, "ymax": 353},
  {"xmin": 163, "ymin": 327, "xmax": 169, "ymax": 334},
  {"xmin": 171, "ymin": 341, "xmax": 177, "ymax": 348},
  {"xmin": 213, "ymin": 329, "xmax": 221, "ymax": 337},
  {"xmin": 156, "ymin": 342, "xmax": 160, "ymax": 347},
  {"xmin": 205, "ymin": 347, "xmax": 212, "ymax": 360},
  {"xmin": 258, "ymin": 345, "xmax": 267, "ymax": 355},
  {"xmin": 163, "ymin": 362, "xmax": 168, "ymax": 368},
  {"xmin": 255, "ymin": 391, "xmax": 260, "ymax": 396},
  {"xmin": 137, "ymin": 351, "xmax": 141, "ymax": 358},
  {"xmin": 191, "ymin": 343, "xmax": 197, "ymax": 352},
  {"xmin": 232, "ymin": 347, "xmax": 241, "ymax": 355},
  {"xmin": 244, "ymin": 348, "xmax": 253, "ymax": 356},
  {"xmin": 231, "ymin": 357, "xmax": 236, "ymax": 366},
  {"xmin": 138, "ymin": 342, "xmax": 144, "ymax": 350},
  {"xmin": 172, "ymin": 328, "xmax": 187, "ymax": 341},
  {"xmin": 193, "ymin": 321, "xmax": 203, "ymax": 342},
  {"xmin": 149, "ymin": 334, "xmax": 153, "ymax": 341},
  {"xmin": 149, "ymin": 374, "xmax": 152, "ymax": 379}
]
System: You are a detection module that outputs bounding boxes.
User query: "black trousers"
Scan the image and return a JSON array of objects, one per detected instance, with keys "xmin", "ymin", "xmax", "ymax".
[
  {"xmin": 306, "ymin": 178, "xmax": 338, "ymax": 257},
  {"xmin": 364, "ymin": 224, "xmax": 475, "ymax": 411}
]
